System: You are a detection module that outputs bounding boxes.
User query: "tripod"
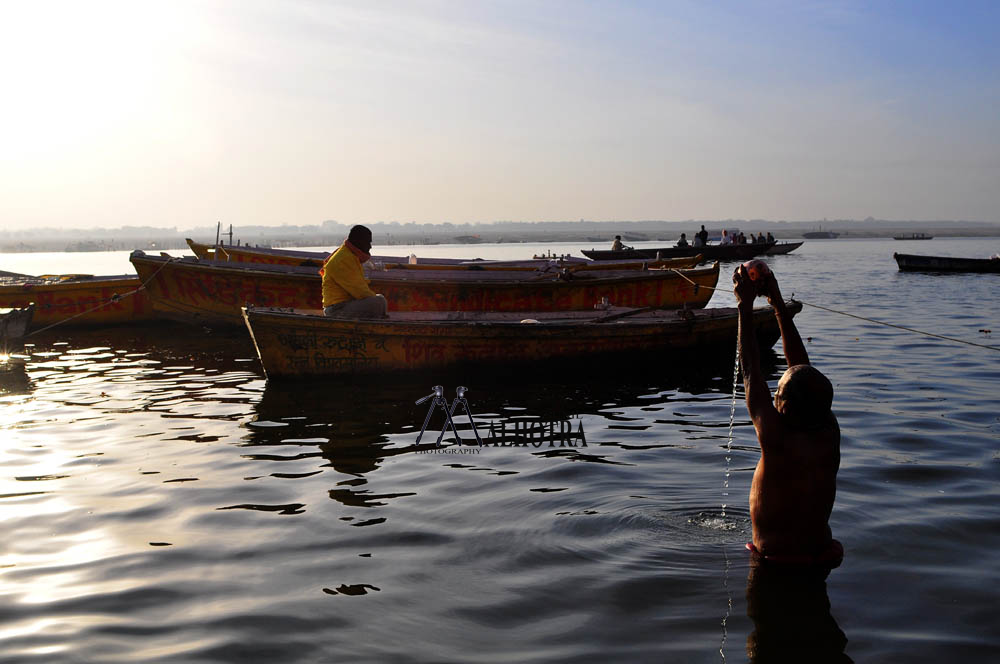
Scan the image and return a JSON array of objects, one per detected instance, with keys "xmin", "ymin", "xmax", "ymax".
[
  {"xmin": 415, "ymin": 385, "xmax": 462, "ymax": 445},
  {"xmin": 447, "ymin": 386, "xmax": 483, "ymax": 446}
]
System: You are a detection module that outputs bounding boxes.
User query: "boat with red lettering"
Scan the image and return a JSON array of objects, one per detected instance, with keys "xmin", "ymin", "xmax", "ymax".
[
  {"xmin": 242, "ymin": 301, "xmax": 801, "ymax": 379},
  {"xmin": 130, "ymin": 251, "xmax": 720, "ymax": 327},
  {"xmin": 0, "ymin": 272, "xmax": 152, "ymax": 329}
]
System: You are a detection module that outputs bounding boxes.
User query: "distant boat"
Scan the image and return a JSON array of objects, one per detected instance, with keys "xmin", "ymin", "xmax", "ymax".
[
  {"xmin": 893, "ymin": 233, "xmax": 933, "ymax": 240},
  {"xmin": 802, "ymin": 229, "xmax": 839, "ymax": 239},
  {"xmin": 893, "ymin": 253, "xmax": 1000, "ymax": 273},
  {"xmin": 582, "ymin": 242, "xmax": 774, "ymax": 261},
  {"xmin": 454, "ymin": 235, "xmax": 484, "ymax": 244}
]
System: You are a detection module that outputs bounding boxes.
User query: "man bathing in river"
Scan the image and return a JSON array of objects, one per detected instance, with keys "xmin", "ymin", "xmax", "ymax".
[
  {"xmin": 320, "ymin": 225, "xmax": 388, "ymax": 319},
  {"xmin": 734, "ymin": 266, "xmax": 843, "ymax": 569}
]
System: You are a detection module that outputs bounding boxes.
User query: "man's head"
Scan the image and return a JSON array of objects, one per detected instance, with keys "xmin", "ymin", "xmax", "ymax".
[
  {"xmin": 774, "ymin": 364, "xmax": 834, "ymax": 426},
  {"xmin": 348, "ymin": 225, "xmax": 373, "ymax": 254},
  {"xmin": 615, "ymin": 235, "xmax": 621, "ymax": 240},
  {"xmin": 680, "ymin": 233, "xmax": 686, "ymax": 238}
]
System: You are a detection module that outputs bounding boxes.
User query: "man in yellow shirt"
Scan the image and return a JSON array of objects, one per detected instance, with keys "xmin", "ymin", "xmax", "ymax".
[{"xmin": 320, "ymin": 225, "xmax": 388, "ymax": 318}]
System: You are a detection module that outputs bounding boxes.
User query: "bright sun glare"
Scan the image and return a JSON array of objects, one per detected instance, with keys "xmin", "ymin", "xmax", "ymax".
[{"xmin": 1, "ymin": 2, "xmax": 186, "ymax": 161}]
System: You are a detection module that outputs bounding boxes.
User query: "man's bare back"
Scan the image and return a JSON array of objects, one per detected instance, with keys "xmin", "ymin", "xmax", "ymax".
[{"xmin": 734, "ymin": 267, "xmax": 842, "ymax": 565}]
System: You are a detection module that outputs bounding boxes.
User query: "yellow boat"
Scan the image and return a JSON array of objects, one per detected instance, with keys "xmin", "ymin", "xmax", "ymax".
[
  {"xmin": 185, "ymin": 238, "xmax": 702, "ymax": 272},
  {"xmin": 130, "ymin": 252, "xmax": 720, "ymax": 327},
  {"xmin": 242, "ymin": 302, "xmax": 801, "ymax": 379},
  {"xmin": 0, "ymin": 273, "xmax": 152, "ymax": 329}
]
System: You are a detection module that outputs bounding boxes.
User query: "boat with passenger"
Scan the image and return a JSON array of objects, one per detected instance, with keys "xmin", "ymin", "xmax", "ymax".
[{"xmin": 131, "ymin": 252, "xmax": 721, "ymax": 327}]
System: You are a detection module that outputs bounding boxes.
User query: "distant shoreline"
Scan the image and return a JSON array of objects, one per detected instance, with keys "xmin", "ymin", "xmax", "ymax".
[{"xmin": 2, "ymin": 222, "xmax": 998, "ymax": 253}]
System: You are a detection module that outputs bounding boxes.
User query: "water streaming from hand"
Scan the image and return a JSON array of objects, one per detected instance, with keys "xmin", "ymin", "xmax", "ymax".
[
  {"xmin": 719, "ymin": 336, "xmax": 741, "ymax": 662},
  {"xmin": 722, "ymin": 336, "xmax": 741, "ymax": 519}
]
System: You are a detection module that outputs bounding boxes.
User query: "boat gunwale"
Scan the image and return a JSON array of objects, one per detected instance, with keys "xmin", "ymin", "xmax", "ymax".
[{"xmin": 132, "ymin": 252, "xmax": 721, "ymax": 287}]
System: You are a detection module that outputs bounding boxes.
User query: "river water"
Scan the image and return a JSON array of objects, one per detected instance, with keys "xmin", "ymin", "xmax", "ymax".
[{"xmin": 1, "ymin": 238, "xmax": 998, "ymax": 662}]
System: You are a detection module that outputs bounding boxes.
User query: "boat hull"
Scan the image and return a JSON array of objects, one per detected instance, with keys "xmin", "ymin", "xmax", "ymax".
[
  {"xmin": 763, "ymin": 241, "xmax": 804, "ymax": 255},
  {"xmin": 1, "ymin": 304, "xmax": 34, "ymax": 354},
  {"xmin": 893, "ymin": 253, "xmax": 1000, "ymax": 273},
  {"xmin": 0, "ymin": 275, "xmax": 152, "ymax": 329},
  {"xmin": 130, "ymin": 253, "xmax": 720, "ymax": 327},
  {"xmin": 243, "ymin": 303, "xmax": 800, "ymax": 379},
  {"xmin": 582, "ymin": 243, "xmax": 773, "ymax": 261}
]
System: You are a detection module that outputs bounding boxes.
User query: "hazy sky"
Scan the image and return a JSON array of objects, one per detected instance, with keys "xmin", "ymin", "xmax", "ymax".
[{"xmin": 1, "ymin": 0, "xmax": 998, "ymax": 230}]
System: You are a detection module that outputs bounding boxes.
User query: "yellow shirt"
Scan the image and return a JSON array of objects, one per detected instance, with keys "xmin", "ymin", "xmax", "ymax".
[{"xmin": 321, "ymin": 244, "xmax": 377, "ymax": 307}]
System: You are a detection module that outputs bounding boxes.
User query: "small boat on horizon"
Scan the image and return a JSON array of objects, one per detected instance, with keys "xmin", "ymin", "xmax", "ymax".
[
  {"xmin": 802, "ymin": 230, "xmax": 840, "ymax": 239},
  {"xmin": 242, "ymin": 301, "xmax": 802, "ymax": 379},
  {"xmin": 892, "ymin": 233, "xmax": 933, "ymax": 240}
]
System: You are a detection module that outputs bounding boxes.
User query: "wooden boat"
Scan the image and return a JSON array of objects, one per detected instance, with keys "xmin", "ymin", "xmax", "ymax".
[
  {"xmin": 186, "ymin": 238, "xmax": 701, "ymax": 272},
  {"xmin": 185, "ymin": 238, "xmax": 476, "ymax": 268},
  {"xmin": 242, "ymin": 301, "xmax": 802, "ymax": 379},
  {"xmin": 130, "ymin": 252, "xmax": 720, "ymax": 327},
  {"xmin": 763, "ymin": 241, "xmax": 804, "ymax": 255},
  {"xmin": 1, "ymin": 304, "xmax": 34, "ymax": 356},
  {"xmin": 892, "ymin": 233, "xmax": 933, "ymax": 240},
  {"xmin": 893, "ymin": 252, "xmax": 1000, "ymax": 273},
  {"xmin": 582, "ymin": 242, "xmax": 774, "ymax": 261},
  {"xmin": 0, "ymin": 273, "xmax": 152, "ymax": 329}
]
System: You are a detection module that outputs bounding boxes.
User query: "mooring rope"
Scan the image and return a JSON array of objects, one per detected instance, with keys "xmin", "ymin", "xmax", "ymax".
[
  {"xmin": 25, "ymin": 256, "xmax": 178, "ymax": 337},
  {"xmin": 667, "ymin": 268, "xmax": 998, "ymax": 352}
]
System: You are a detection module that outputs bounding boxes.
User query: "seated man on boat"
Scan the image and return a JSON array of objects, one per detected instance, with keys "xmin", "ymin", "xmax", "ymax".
[
  {"xmin": 320, "ymin": 225, "xmax": 388, "ymax": 319},
  {"xmin": 675, "ymin": 233, "xmax": 689, "ymax": 248},
  {"xmin": 694, "ymin": 225, "xmax": 708, "ymax": 247},
  {"xmin": 611, "ymin": 235, "xmax": 625, "ymax": 251},
  {"xmin": 733, "ymin": 266, "xmax": 843, "ymax": 573}
]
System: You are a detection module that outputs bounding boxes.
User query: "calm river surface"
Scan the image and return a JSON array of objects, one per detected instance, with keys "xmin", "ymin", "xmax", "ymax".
[{"xmin": 1, "ymin": 238, "xmax": 998, "ymax": 662}]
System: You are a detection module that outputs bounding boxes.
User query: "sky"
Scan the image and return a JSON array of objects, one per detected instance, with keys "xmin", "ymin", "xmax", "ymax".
[{"xmin": 1, "ymin": 0, "xmax": 998, "ymax": 230}]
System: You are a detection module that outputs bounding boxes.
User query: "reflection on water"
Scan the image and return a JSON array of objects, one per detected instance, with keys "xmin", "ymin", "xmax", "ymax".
[
  {"xmin": 1, "ymin": 239, "xmax": 999, "ymax": 661},
  {"xmin": 745, "ymin": 562, "xmax": 851, "ymax": 663}
]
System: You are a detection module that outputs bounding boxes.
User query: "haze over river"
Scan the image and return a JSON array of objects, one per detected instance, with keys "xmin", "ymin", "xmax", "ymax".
[{"xmin": 1, "ymin": 237, "xmax": 998, "ymax": 662}]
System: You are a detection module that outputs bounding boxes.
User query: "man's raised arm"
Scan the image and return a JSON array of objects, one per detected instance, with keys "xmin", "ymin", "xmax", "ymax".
[
  {"xmin": 764, "ymin": 272, "xmax": 809, "ymax": 367},
  {"xmin": 734, "ymin": 266, "xmax": 778, "ymax": 435}
]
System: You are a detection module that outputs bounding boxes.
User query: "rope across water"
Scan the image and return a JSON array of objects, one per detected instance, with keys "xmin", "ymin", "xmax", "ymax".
[
  {"xmin": 668, "ymin": 268, "xmax": 999, "ymax": 352},
  {"xmin": 24, "ymin": 256, "xmax": 178, "ymax": 337}
]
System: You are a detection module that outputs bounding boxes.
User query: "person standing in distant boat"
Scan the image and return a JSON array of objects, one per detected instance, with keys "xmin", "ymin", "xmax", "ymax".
[
  {"xmin": 733, "ymin": 266, "xmax": 843, "ymax": 572},
  {"xmin": 697, "ymin": 225, "xmax": 709, "ymax": 247},
  {"xmin": 676, "ymin": 233, "xmax": 689, "ymax": 248},
  {"xmin": 320, "ymin": 225, "xmax": 388, "ymax": 319},
  {"xmin": 611, "ymin": 235, "xmax": 625, "ymax": 251}
]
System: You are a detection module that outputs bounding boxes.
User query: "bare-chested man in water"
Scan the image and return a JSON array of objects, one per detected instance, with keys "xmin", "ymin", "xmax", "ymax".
[{"xmin": 734, "ymin": 266, "xmax": 843, "ymax": 568}]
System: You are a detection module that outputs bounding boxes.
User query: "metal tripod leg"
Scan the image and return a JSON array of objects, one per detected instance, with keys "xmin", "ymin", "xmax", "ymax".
[
  {"xmin": 436, "ymin": 397, "xmax": 463, "ymax": 445},
  {"xmin": 415, "ymin": 400, "xmax": 438, "ymax": 444},
  {"xmin": 449, "ymin": 397, "xmax": 483, "ymax": 446}
]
